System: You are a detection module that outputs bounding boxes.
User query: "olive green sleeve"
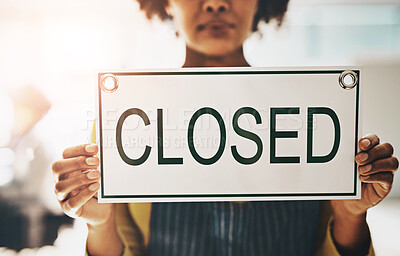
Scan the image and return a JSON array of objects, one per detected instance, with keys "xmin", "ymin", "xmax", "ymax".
[{"xmin": 114, "ymin": 203, "xmax": 147, "ymax": 256}]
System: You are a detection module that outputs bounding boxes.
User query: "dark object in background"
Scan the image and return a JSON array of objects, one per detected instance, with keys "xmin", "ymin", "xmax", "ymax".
[
  {"xmin": 42, "ymin": 213, "xmax": 73, "ymax": 246},
  {"xmin": 0, "ymin": 197, "xmax": 27, "ymax": 251},
  {"xmin": 0, "ymin": 197, "xmax": 73, "ymax": 250}
]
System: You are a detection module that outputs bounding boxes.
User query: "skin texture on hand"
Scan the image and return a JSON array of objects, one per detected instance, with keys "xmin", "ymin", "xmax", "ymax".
[
  {"xmin": 52, "ymin": 144, "xmax": 113, "ymax": 226},
  {"xmin": 330, "ymin": 134, "xmax": 398, "ymax": 255}
]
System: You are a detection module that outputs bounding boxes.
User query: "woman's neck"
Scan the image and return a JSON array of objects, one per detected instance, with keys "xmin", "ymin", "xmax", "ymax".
[{"xmin": 183, "ymin": 46, "xmax": 250, "ymax": 68}]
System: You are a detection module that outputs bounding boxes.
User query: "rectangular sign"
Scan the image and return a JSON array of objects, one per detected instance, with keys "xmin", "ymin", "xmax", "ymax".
[{"xmin": 97, "ymin": 67, "xmax": 361, "ymax": 202}]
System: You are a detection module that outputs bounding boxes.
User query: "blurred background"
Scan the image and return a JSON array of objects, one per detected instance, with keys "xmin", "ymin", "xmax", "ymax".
[{"xmin": 0, "ymin": 0, "xmax": 399, "ymax": 255}]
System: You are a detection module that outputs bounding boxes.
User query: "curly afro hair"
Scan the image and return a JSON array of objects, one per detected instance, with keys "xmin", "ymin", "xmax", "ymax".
[{"xmin": 136, "ymin": 0, "xmax": 290, "ymax": 31}]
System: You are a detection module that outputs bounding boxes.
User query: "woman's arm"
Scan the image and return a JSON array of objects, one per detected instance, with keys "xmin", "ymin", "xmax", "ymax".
[
  {"xmin": 330, "ymin": 203, "xmax": 371, "ymax": 255},
  {"xmin": 330, "ymin": 134, "xmax": 398, "ymax": 255},
  {"xmin": 87, "ymin": 205, "xmax": 124, "ymax": 256}
]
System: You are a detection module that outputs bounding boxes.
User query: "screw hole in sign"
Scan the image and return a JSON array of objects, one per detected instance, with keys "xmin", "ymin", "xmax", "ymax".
[
  {"xmin": 339, "ymin": 70, "xmax": 358, "ymax": 90},
  {"xmin": 101, "ymin": 74, "xmax": 119, "ymax": 93}
]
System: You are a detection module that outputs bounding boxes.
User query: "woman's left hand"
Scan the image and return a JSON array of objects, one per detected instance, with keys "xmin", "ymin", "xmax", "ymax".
[{"xmin": 332, "ymin": 134, "xmax": 398, "ymax": 216}]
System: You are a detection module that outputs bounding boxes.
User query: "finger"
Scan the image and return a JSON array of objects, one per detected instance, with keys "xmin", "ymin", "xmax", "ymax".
[
  {"xmin": 358, "ymin": 134, "xmax": 380, "ymax": 151},
  {"xmin": 62, "ymin": 144, "xmax": 98, "ymax": 159},
  {"xmin": 69, "ymin": 183, "xmax": 90, "ymax": 198},
  {"xmin": 359, "ymin": 157, "xmax": 399, "ymax": 176},
  {"xmin": 62, "ymin": 169, "xmax": 84, "ymax": 180},
  {"xmin": 55, "ymin": 170, "xmax": 100, "ymax": 201},
  {"xmin": 52, "ymin": 156, "xmax": 100, "ymax": 180},
  {"xmin": 355, "ymin": 142, "xmax": 394, "ymax": 165},
  {"xmin": 70, "ymin": 188, "xmax": 81, "ymax": 198},
  {"xmin": 359, "ymin": 172, "xmax": 393, "ymax": 191},
  {"xmin": 62, "ymin": 182, "xmax": 100, "ymax": 217}
]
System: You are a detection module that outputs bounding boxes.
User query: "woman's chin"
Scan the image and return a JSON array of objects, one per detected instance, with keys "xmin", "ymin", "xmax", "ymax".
[{"xmin": 196, "ymin": 43, "xmax": 241, "ymax": 58}]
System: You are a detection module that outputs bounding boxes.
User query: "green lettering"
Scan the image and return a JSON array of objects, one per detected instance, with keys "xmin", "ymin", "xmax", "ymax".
[
  {"xmin": 231, "ymin": 107, "xmax": 263, "ymax": 165},
  {"xmin": 157, "ymin": 109, "xmax": 183, "ymax": 165},
  {"xmin": 188, "ymin": 107, "xmax": 226, "ymax": 165},
  {"xmin": 307, "ymin": 107, "xmax": 341, "ymax": 163},
  {"xmin": 116, "ymin": 108, "xmax": 151, "ymax": 166},
  {"xmin": 270, "ymin": 107, "xmax": 300, "ymax": 163}
]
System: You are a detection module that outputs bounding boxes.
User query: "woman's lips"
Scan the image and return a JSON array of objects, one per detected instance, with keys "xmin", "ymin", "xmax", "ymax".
[{"xmin": 197, "ymin": 20, "xmax": 235, "ymax": 35}]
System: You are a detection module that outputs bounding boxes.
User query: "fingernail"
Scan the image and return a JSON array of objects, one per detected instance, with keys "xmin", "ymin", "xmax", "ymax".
[
  {"xmin": 357, "ymin": 153, "xmax": 368, "ymax": 162},
  {"xmin": 361, "ymin": 139, "xmax": 371, "ymax": 149},
  {"xmin": 87, "ymin": 170, "xmax": 100, "ymax": 179},
  {"xmin": 360, "ymin": 164, "xmax": 372, "ymax": 173},
  {"xmin": 86, "ymin": 157, "xmax": 98, "ymax": 165},
  {"xmin": 363, "ymin": 175, "xmax": 371, "ymax": 179},
  {"xmin": 89, "ymin": 183, "xmax": 100, "ymax": 191},
  {"xmin": 85, "ymin": 144, "xmax": 97, "ymax": 153}
]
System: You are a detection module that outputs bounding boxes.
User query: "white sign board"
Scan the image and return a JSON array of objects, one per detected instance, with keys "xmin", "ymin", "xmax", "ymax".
[{"xmin": 97, "ymin": 67, "xmax": 361, "ymax": 202}]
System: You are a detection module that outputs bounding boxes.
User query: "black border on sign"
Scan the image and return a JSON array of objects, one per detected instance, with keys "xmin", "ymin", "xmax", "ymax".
[{"xmin": 98, "ymin": 70, "xmax": 359, "ymax": 199}]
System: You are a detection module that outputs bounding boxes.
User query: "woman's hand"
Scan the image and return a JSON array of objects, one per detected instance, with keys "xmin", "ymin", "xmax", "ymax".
[
  {"xmin": 332, "ymin": 134, "xmax": 398, "ymax": 216},
  {"xmin": 52, "ymin": 144, "xmax": 114, "ymax": 227}
]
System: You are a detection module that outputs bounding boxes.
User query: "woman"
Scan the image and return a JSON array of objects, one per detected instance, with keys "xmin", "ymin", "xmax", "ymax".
[{"xmin": 52, "ymin": 0, "xmax": 398, "ymax": 255}]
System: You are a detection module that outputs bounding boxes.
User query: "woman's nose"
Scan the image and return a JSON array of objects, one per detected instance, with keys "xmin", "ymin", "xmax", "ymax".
[{"xmin": 202, "ymin": 0, "xmax": 230, "ymax": 13}]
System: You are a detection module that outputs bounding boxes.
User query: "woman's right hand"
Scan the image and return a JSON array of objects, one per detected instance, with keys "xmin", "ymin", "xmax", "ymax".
[{"xmin": 52, "ymin": 144, "xmax": 114, "ymax": 227}]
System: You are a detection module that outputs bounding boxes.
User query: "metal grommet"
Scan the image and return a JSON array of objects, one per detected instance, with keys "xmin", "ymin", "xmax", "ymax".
[
  {"xmin": 100, "ymin": 74, "xmax": 119, "ymax": 93},
  {"xmin": 339, "ymin": 70, "xmax": 358, "ymax": 90}
]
